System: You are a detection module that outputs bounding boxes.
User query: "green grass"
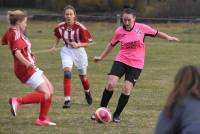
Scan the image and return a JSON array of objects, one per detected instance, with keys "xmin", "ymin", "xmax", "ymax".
[{"xmin": 0, "ymin": 21, "xmax": 200, "ymax": 134}]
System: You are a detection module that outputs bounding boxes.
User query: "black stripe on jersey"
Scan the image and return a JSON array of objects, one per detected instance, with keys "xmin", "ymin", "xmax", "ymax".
[
  {"xmin": 111, "ymin": 41, "xmax": 120, "ymax": 47},
  {"xmin": 143, "ymin": 30, "xmax": 158, "ymax": 42}
]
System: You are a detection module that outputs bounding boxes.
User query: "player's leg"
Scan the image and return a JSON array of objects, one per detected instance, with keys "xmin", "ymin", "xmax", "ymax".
[
  {"xmin": 60, "ymin": 47, "xmax": 73, "ymax": 108},
  {"xmin": 9, "ymin": 92, "xmax": 44, "ymax": 116},
  {"xmin": 63, "ymin": 67, "xmax": 72, "ymax": 108},
  {"xmin": 91, "ymin": 61, "xmax": 125, "ymax": 120},
  {"xmin": 90, "ymin": 75, "xmax": 120, "ymax": 120},
  {"xmin": 9, "ymin": 69, "xmax": 56, "ymax": 126},
  {"xmin": 35, "ymin": 78, "xmax": 56, "ymax": 126},
  {"xmin": 73, "ymin": 48, "xmax": 93, "ymax": 105},
  {"xmin": 113, "ymin": 66, "xmax": 142, "ymax": 123},
  {"xmin": 78, "ymin": 68, "xmax": 93, "ymax": 105},
  {"xmin": 9, "ymin": 69, "xmax": 46, "ymax": 116},
  {"xmin": 112, "ymin": 80, "xmax": 132, "ymax": 123},
  {"xmin": 100, "ymin": 61, "xmax": 126, "ymax": 107}
]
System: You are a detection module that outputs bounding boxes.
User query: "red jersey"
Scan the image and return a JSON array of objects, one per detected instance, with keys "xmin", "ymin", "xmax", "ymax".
[
  {"xmin": 2, "ymin": 27, "xmax": 36, "ymax": 83},
  {"xmin": 54, "ymin": 21, "xmax": 92, "ymax": 46}
]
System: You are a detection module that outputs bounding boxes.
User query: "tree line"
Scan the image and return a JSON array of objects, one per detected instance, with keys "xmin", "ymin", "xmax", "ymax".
[{"xmin": 0, "ymin": 0, "xmax": 199, "ymax": 18}]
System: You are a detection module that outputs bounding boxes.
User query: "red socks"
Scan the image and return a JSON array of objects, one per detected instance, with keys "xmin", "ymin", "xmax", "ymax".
[
  {"xmin": 81, "ymin": 79, "xmax": 90, "ymax": 92},
  {"xmin": 39, "ymin": 95, "xmax": 52, "ymax": 121},
  {"xmin": 16, "ymin": 91, "xmax": 52, "ymax": 121},
  {"xmin": 64, "ymin": 78, "xmax": 71, "ymax": 97},
  {"xmin": 17, "ymin": 91, "xmax": 43, "ymax": 104}
]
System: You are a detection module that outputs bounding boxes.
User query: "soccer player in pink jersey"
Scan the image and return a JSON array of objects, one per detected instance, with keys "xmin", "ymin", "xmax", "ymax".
[
  {"xmin": 50, "ymin": 5, "xmax": 93, "ymax": 108},
  {"xmin": 1, "ymin": 10, "xmax": 56, "ymax": 126},
  {"xmin": 92, "ymin": 8, "xmax": 179, "ymax": 123}
]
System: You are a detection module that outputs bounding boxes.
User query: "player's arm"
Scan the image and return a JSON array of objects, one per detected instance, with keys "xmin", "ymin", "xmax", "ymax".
[
  {"xmin": 50, "ymin": 37, "xmax": 60, "ymax": 54},
  {"xmin": 78, "ymin": 42, "xmax": 89, "ymax": 47},
  {"xmin": 15, "ymin": 50, "xmax": 34, "ymax": 68},
  {"xmin": 93, "ymin": 43, "xmax": 114, "ymax": 62},
  {"xmin": 157, "ymin": 32, "xmax": 179, "ymax": 41},
  {"xmin": 69, "ymin": 42, "xmax": 89, "ymax": 48},
  {"xmin": 0, "ymin": 37, "xmax": 2, "ymax": 45},
  {"xmin": 1, "ymin": 36, "xmax": 8, "ymax": 45}
]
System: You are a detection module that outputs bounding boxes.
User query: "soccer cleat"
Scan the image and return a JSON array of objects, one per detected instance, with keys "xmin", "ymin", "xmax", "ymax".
[
  {"xmin": 91, "ymin": 113, "xmax": 96, "ymax": 120},
  {"xmin": 85, "ymin": 92, "xmax": 93, "ymax": 105},
  {"xmin": 113, "ymin": 115, "xmax": 120, "ymax": 123},
  {"xmin": 35, "ymin": 118, "xmax": 56, "ymax": 126},
  {"xmin": 63, "ymin": 100, "xmax": 71, "ymax": 108},
  {"xmin": 9, "ymin": 97, "xmax": 20, "ymax": 116}
]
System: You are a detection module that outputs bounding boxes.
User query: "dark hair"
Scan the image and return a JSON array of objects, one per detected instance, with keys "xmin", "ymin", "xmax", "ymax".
[
  {"xmin": 63, "ymin": 5, "xmax": 77, "ymax": 16},
  {"xmin": 122, "ymin": 8, "xmax": 137, "ymax": 17},
  {"xmin": 164, "ymin": 65, "xmax": 200, "ymax": 118},
  {"xmin": 7, "ymin": 10, "xmax": 27, "ymax": 26}
]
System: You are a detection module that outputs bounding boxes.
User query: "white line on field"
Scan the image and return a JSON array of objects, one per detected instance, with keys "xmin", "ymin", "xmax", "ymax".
[{"xmin": 33, "ymin": 42, "xmax": 96, "ymax": 54}]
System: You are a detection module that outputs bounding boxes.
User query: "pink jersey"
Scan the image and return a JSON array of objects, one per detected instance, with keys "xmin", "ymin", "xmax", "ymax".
[
  {"xmin": 54, "ymin": 21, "xmax": 92, "ymax": 46},
  {"xmin": 111, "ymin": 23, "xmax": 158, "ymax": 69},
  {"xmin": 2, "ymin": 27, "xmax": 36, "ymax": 83}
]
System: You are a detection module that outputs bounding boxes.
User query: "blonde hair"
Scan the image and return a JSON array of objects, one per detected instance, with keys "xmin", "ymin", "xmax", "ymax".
[{"xmin": 7, "ymin": 10, "xmax": 27, "ymax": 25}]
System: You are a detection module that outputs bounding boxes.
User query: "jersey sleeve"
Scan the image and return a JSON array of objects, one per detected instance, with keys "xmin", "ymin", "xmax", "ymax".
[
  {"xmin": 110, "ymin": 29, "xmax": 120, "ymax": 47},
  {"xmin": 1, "ymin": 32, "xmax": 9, "ymax": 45},
  {"xmin": 11, "ymin": 32, "xmax": 26, "ymax": 54},
  {"xmin": 79, "ymin": 28, "xmax": 92, "ymax": 43},
  {"xmin": 142, "ymin": 24, "xmax": 158, "ymax": 37},
  {"xmin": 13, "ymin": 39, "xmax": 26, "ymax": 52},
  {"xmin": 54, "ymin": 26, "xmax": 62, "ymax": 39}
]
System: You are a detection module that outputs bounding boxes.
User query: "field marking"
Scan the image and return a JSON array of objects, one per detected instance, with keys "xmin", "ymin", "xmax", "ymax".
[{"xmin": 33, "ymin": 42, "xmax": 96, "ymax": 54}]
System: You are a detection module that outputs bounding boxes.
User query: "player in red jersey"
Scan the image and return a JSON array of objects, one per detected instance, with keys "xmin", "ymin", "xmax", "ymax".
[
  {"xmin": 50, "ymin": 5, "xmax": 93, "ymax": 108},
  {"xmin": 1, "ymin": 10, "xmax": 56, "ymax": 126}
]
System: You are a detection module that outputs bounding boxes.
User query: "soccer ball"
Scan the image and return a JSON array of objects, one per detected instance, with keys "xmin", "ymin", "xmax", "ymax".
[{"xmin": 95, "ymin": 107, "xmax": 112, "ymax": 123}]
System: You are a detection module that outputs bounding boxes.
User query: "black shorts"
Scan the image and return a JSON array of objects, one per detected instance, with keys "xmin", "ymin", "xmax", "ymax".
[{"xmin": 108, "ymin": 61, "xmax": 142, "ymax": 84}]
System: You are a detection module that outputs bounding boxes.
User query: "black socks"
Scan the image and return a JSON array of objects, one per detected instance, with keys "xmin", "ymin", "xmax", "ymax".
[
  {"xmin": 114, "ymin": 93, "xmax": 130, "ymax": 117},
  {"xmin": 100, "ymin": 88, "xmax": 113, "ymax": 107}
]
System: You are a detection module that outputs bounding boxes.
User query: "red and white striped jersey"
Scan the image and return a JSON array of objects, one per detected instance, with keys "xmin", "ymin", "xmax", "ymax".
[
  {"xmin": 2, "ymin": 27, "xmax": 36, "ymax": 83},
  {"xmin": 54, "ymin": 21, "xmax": 92, "ymax": 46}
]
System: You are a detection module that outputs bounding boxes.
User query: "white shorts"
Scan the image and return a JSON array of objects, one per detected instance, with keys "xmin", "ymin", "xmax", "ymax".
[
  {"xmin": 60, "ymin": 46, "xmax": 88, "ymax": 74},
  {"xmin": 26, "ymin": 68, "xmax": 44, "ymax": 89}
]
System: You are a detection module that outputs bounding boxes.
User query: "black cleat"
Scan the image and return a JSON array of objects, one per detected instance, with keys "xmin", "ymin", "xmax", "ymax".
[
  {"xmin": 63, "ymin": 100, "xmax": 71, "ymax": 108},
  {"xmin": 85, "ymin": 92, "xmax": 93, "ymax": 105},
  {"xmin": 91, "ymin": 113, "xmax": 96, "ymax": 120},
  {"xmin": 113, "ymin": 115, "xmax": 120, "ymax": 123}
]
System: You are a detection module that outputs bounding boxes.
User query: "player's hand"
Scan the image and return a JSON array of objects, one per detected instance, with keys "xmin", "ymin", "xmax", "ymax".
[
  {"xmin": 50, "ymin": 47, "xmax": 56, "ymax": 54},
  {"xmin": 26, "ymin": 62, "xmax": 35, "ymax": 69},
  {"xmin": 93, "ymin": 56, "xmax": 102, "ymax": 63},
  {"xmin": 69, "ymin": 42, "xmax": 79, "ymax": 48},
  {"xmin": 169, "ymin": 36, "xmax": 179, "ymax": 41}
]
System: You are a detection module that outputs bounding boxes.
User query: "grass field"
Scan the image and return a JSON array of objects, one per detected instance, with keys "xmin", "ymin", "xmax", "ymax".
[{"xmin": 0, "ymin": 20, "xmax": 200, "ymax": 134}]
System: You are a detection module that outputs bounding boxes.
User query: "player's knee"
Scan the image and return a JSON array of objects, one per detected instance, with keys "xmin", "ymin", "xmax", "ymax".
[
  {"xmin": 43, "ymin": 91, "xmax": 51, "ymax": 100},
  {"xmin": 78, "ymin": 68, "xmax": 87, "ymax": 75},
  {"xmin": 79, "ymin": 75, "xmax": 87, "ymax": 81},
  {"xmin": 122, "ymin": 85, "xmax": 131, "ymax": 95},
  {"xmin": 107, "ymin": 81, "xmax": 116, "ymax": 90},
  {"xmin": 64, "ymin": 71, "xmax": 71, "ymax": 79},
  {"xmin": 49, "ymin": 85, "xmax": 54, "ymax": 95}
]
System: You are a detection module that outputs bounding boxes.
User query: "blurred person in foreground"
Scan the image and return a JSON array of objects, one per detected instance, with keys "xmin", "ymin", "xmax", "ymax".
[
  {"xmin": 1, "ymin": 10, "xmax": 56, "ymax": 126},
  {"xmin": 50, "ymin": 5, "xmax": 93, "ymax": 108},
  {"xmin": 155, "ymin": 65, "xmax": 200, "ymax": 134},
  {"xmin": 91, "ymin": 7, "xmax": 179, "ymax": 123}
]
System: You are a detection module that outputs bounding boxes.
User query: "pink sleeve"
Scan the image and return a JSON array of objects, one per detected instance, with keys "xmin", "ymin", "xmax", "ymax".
[
  {"xmin": 111, "ymin": 29, "xmax": 120, "ymax": 46},
  {"xmin": 142, "ymin": 24, "xmax": 158, "ymax": 37}
]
